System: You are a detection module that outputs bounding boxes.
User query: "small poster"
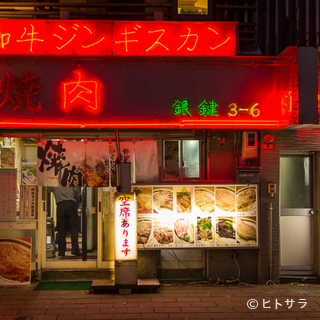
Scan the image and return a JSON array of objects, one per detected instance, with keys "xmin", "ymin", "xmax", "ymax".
[
  {"xmin": 0, "ymin": 168, "xmax": 17, "ymax": 222},
  {"xmin": 0, "ymin": 238, "xmax": 32, "ymax": 285},
  {"xmin": 22, "ymin": 163, "xmax": 37, "ymax": 185},
  {"xmin": 0, "ymin": 147, "xmax": 15, "ymax": 168}
]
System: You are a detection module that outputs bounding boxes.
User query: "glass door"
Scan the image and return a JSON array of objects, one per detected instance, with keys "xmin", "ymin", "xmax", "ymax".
[
  {"xmin": 40, "ymin": 186, "xmax": 98, "ymax": 269},
  {"xmin": 280, "ymin": 153, "xmax": 316, "ymax": 275}
]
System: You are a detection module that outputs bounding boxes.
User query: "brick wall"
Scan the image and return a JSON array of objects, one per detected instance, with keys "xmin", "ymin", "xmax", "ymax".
[{"xmin": 208, "ymin": 127, "xmax": 320, "ymax": 284}]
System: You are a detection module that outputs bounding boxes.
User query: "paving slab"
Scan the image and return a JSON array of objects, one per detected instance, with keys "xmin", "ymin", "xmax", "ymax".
[{"xmin": 0, "ymin": 282, "xmax": 320, "ymax": 319}]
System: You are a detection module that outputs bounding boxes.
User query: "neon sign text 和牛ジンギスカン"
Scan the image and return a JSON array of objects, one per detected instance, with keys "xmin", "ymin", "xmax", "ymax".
[
  {"xmin": 0, "ymin": 20, "xmax": 237, "ymax": 56},
  {"xmin": 172, "ymin": 100, "xmax": 260, "ymax": 118}
]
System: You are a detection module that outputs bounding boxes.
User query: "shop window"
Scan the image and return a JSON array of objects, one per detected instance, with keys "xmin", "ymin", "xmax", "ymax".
[
  {"xmin": 178, "ymin": 0, "xmax": 208, "ymax": 15},
  {"xmin": 163, "ymin": 140, "xmax": 200, "ymax": 180}
]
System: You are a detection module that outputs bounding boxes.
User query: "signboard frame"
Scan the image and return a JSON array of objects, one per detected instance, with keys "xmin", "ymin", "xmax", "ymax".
[{"xmin": 134, "ymin": 184, "xmax": 260, "ymax": 250}]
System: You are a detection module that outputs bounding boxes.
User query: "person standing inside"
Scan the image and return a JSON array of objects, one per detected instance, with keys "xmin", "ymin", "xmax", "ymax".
[{"xmin": 50, "ymin": 187, "xmax": 82, "ymax": 257}]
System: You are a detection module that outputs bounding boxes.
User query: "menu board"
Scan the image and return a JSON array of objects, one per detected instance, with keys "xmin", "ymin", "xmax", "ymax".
[{"xmin": 133, "ymin": 184, "xmax": 258, "ymax": 249}]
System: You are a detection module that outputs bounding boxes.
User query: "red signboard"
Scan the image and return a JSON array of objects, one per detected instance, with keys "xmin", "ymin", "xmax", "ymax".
[
  {"xmin": 0, "ymin": 20, "xmax": 237, "ymax": 57},
  {"xmin": 261, "ymin": 143, "xmax": 275, "ymax": 150},
  {"xmin": 0, "ymin": 35, "xmax": 297, "ymax": 130}
]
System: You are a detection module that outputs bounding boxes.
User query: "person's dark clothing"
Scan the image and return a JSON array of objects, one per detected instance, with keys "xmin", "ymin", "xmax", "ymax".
[
  {"xmin": 49, "ymin": 187, "xmax": 81, "ymax": 256},
  {"xmin": 56, "ymin": 199, "xmax": 80, "ymax": 255}
]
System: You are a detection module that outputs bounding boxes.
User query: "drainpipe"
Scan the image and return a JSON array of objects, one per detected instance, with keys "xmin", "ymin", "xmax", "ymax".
[{"xmin": 268, "ymin": 202, "xmax": 273, "ymax": 281}]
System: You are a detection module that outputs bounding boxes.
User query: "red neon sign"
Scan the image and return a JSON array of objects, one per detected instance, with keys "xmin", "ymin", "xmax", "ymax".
[
  {"xmin": 0, "ymin": 71, "xmax": 42, "ymax": 112},
  {"xmin": 61, "ymin": 71, "xmax": 101, "ymax": 113},
  {"xmin": 0, "ymin": 20, "xmax": 237, "ymax": 57}
]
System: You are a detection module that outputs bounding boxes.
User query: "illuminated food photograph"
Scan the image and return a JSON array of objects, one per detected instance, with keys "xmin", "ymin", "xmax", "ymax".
[
  {"xmin": 153, "ymin": 220, "xmax": 174, "ymax": 244},
  {"xmin": 236, "ymin": 186, "xmax": 257, "ymax": 212},
  {"xmin": 0, "ymin": 148, "xmax": 15, "ymax": 168},
  {"xmin": 174, "ymin": 218, "xmax": 194, "ymax": 243},
  {"xmin": 195, "ymin": 187, "xmax": 215, "ymax": 213},
  {"xmin": 137, "ymin": 218, "xmax": 153, "ymax": 245},
  {"xmin": 134, "ymin": 187, "xmax": 153, "ymax": 213},
  {"xmin": 153, "ymin": 188, "xmax": 173, "ymax": 213},
  {"xmin": 216, "ymin": 218, "xmax": 236, "ymax": 244},
  {"xmin": 196, "ymin": 217, "xmax": 214, "ymax": 242},
  {"xmin": 22, "ymin": 164, "xmax": 37, "ymax": 185},
  {"xmin": 75, "ymin": 153, "xmax": 109, "ymax": 187},
  {"xmin": 215, "ymin": 187, "xmax": 235, "ymax": 212},
  {"xmin": 176, "ymin": 187, "xmax": 192, "ymax": 213},
  {"xmin": 0, "ymin": 238, "xmax": 31, "ymax": 285},
  {"xmin": 236, "ymin": 218, "xmax": 257, "ymax": 243}
]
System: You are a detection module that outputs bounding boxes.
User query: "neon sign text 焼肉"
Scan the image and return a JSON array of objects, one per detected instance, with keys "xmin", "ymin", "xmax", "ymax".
[{"xmin": 61, "ymin": 71, "xmax": 101, "ymax": 112}]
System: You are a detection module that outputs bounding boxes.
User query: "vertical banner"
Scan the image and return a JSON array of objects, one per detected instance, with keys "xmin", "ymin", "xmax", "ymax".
[
  {"xmin": 59, "ymin": 141, "xmax": 86, "ymax": 187},
  {"xmin": 0, "ymin": 169, "xmax": 17, "ymax": 222},
  {"xmin": 84, "ymin": 141, "xmax": 110, "ymax": 187},
  {"xmin": 27, "ymin": 186, "xmax": 38, "ymax": 220},
  {"xmin": 37, "ymin": 140, "xmax": 64, "ymax": 186},
  {"xmin": 114, "ymin": 193, "xmax": 137, "ymax": 261},
  {"xmin": 0, "ymin": 238, "xmax": 31, "ymax": 285},
  {"xmin": 19, "ymin": 185, "xmax": 27, "ymax": 219}
]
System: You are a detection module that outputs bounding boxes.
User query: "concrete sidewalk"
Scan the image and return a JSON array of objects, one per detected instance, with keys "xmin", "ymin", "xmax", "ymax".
[{"xmin": 1, "ymin": 282, "xmax": 320, "ymax": 320}]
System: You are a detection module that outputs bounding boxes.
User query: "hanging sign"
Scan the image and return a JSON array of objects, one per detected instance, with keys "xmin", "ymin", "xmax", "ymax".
[{"xmin": 114, "ymin": 193, "xmax": 137, "ymax": 261}]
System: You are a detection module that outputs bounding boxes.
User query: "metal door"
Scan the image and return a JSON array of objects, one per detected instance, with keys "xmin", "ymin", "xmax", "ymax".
[{"xmin": 280, "ymin": 153, "xmax": 315, "ymax": 275}]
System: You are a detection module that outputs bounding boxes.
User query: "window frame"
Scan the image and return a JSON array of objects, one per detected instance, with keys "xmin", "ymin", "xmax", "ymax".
[
  {"xmin": 171, "ymin": 0, "xmax": 213, "ymax": 21},
  {"xmin": 161, "ymin": 138, "xmax": 204, "ymax": 182}
]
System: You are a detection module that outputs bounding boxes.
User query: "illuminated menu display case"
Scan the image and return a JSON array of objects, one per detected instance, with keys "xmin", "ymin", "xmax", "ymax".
[{"xmin": 133, "ymin": 184, "xmax": 259, "ymax": 249}]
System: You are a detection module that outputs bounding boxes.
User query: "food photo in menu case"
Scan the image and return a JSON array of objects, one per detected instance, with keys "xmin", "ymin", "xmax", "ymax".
[
  {"xmin": 236, "ymin": 186, "xmax": 257, "ymax": 214},
  {"xmin": 194, "ymin": 187, "xmax": 215, "ymax": 214},
  {"xmin": 215, "ymin": 186, "xmax": 236, "ymax": 213},
  {"xmin": 137, "ymin": 217, "xmax": 153, "ymax": 246},
  {"xmin": 175, "ymin": 186, "xmax": 192, "ymax": 213},
  {"xmin": 152, "ymin": 216, "xmax": 174, "ymax": 247},
  {"xmin": 153, "ymin": 187, "xmax": 173, "ymax": 213},
  {"xmin": 135, "ymin": 187, "xmax": 153, "ymax": 214},
  {"xmin": 174, "ymin": 217, "xmax": 195, "ymax": 245},
  {"xmin": 236, "ymin": 217, "xmax": 257, "ymax": 245},
  {"xmin": 196, "ymin": 216, "xmax": 215, "ymax": 244},
  {"xmin": 216, "ymin": 217, "xmax": 237, "ymax": 245}
]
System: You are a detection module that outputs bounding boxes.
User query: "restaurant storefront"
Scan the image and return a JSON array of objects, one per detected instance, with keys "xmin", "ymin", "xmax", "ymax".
[{"xmin": 0, "ymin": 19, "xmax": 319, "ymax": 285}]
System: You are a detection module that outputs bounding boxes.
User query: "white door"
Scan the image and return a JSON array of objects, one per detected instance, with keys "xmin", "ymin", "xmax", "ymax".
[{"xmin": 280, "ymin": 153, "xmax": 316, "ymax": 275}]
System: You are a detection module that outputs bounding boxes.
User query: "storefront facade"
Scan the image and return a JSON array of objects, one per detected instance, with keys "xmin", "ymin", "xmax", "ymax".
[{"xmin": 0, "ymin": 20, "xmax": 319, "ymax": 284}]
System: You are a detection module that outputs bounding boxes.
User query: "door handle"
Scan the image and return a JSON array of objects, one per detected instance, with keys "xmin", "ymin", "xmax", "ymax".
[{"xmin": 309, "ymin": 210, "xmax": 315, "ymax": 215}]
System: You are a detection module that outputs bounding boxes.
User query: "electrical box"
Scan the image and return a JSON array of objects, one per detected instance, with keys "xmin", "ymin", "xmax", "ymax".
[
  {"xmin": 242, "ymin": 131, "xmax": 258, "ymax": 159},
  {"xmin": 267, "ymin": 182, "xmax": 276, "ymax": 197}
]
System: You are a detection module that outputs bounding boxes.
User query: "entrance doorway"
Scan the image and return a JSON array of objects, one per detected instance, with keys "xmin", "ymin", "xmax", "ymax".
[
  {"xmin": 46, "ymin": 187, "xmax": 97, "ymax": 262},
  {"xmin": 40, "ymin": 186, "xmax": 115, "ymax": 271},
  {"xmin": 280, "ymin": 152, "xmax": 316, "ymax": 275}
]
